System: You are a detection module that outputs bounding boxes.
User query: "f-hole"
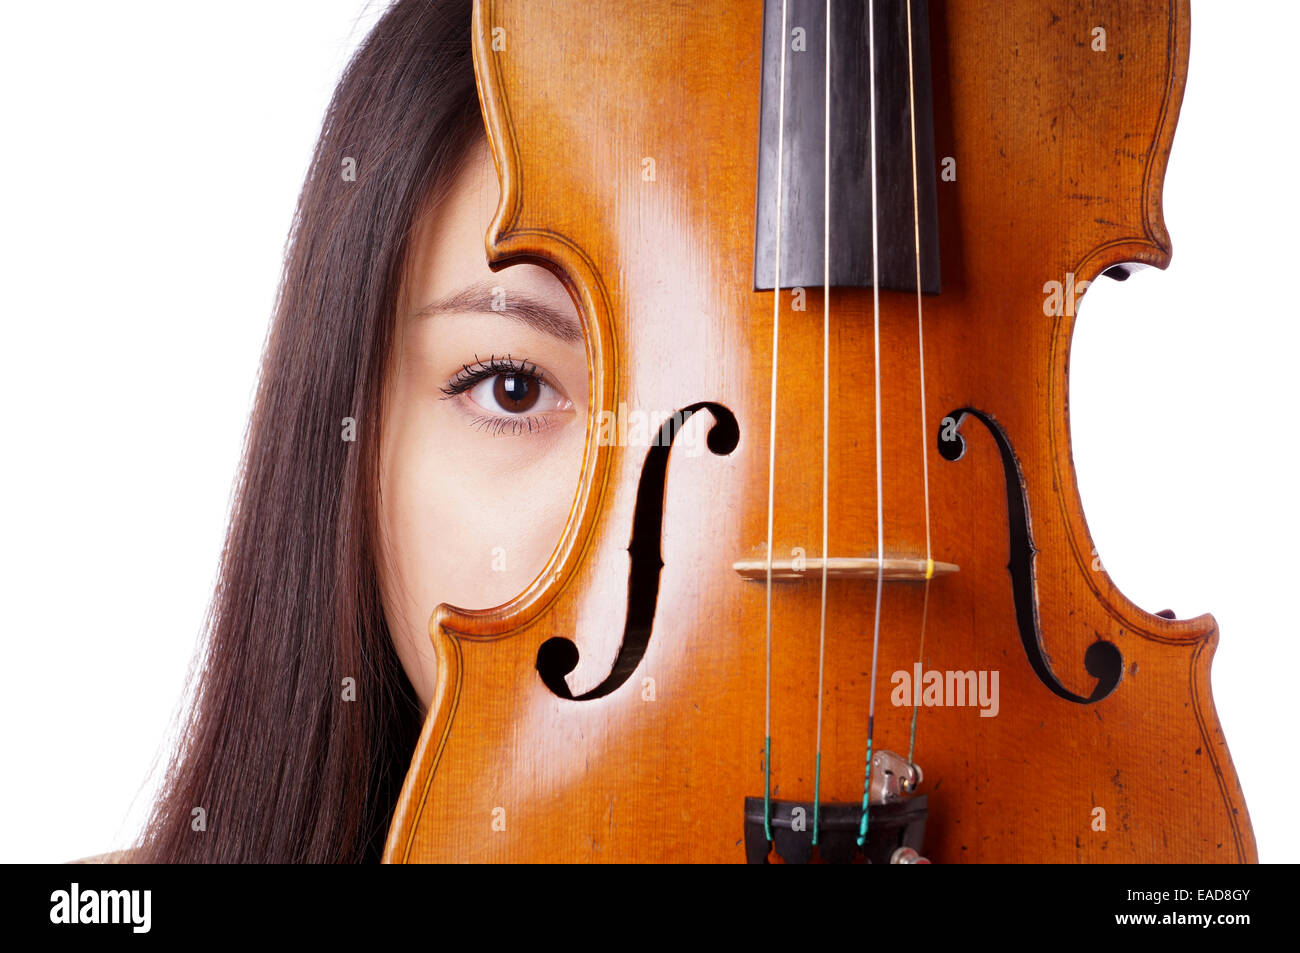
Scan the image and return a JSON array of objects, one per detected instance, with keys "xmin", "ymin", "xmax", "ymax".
[
  {"xmin": 537, "ymin": 401, "xmax": 739, "ymax": 701},
  {"xmin": 939, "ymin": 407, "xmax": 1122, "ymax": 704}
]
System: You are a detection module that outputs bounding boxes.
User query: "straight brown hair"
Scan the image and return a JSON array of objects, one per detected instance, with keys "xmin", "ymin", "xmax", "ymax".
[{"xmin": 137, "ymin": 0, "xmax": 480, "ymax": 863}]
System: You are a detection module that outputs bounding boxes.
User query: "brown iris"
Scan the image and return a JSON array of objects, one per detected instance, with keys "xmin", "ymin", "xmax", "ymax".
[{"xmin": 494, "ymin": 372, "xmax": 540, "ymax": 413}]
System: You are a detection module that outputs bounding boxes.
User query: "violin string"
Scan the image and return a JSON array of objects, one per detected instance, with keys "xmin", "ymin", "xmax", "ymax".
[
  {"xmin": 903, "ymin": 0, "xmax": 933, "ymax": 767},
  {"xmin": 762, "ymin": 0, "xmax": 792, "ymax": 846},
  {"xmin": 811, "ymin": 0, "xmax": 833, "ymax": 850},
  {"xmin": 857, "ymin": 0, "xmax": 886, "ymax": 849}
]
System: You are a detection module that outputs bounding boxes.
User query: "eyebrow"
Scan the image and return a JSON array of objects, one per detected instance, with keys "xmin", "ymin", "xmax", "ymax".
[{"xmin": 413, "ymin": 281, "xmax": 584, "ymax": 344}]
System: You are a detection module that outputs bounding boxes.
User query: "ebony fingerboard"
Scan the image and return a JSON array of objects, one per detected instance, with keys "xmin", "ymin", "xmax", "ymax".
[{"xmin": 753, "ymin": 0, "xmax": 941, "ymax": 294}]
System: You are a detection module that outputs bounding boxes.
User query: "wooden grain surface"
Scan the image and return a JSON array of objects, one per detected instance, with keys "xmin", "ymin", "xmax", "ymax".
[{"xmin": 385, "ymin": 0, "xmax": 1256, "ymax": 863}]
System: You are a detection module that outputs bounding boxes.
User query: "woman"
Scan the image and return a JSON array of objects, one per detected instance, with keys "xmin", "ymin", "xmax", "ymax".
[{"xmin": 132, "ymin": 0, "xmax": 578, "ymax": 862}]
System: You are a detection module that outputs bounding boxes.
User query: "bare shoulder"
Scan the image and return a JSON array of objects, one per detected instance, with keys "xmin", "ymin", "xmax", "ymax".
[{"xmin": 68, "ymin": 849, "xmax": 137, "ymax": 864}]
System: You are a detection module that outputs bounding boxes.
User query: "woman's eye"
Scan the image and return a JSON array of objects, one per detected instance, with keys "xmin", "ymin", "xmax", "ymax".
[{"xmin": 465, "ymin": 371, "xmax": 571, "ymax": 417}]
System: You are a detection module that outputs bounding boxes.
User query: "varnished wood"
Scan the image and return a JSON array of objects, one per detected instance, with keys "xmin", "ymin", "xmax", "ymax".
[{"xmin": 385, "ymin": 0, "xmax": 1256, "ymax": 863}]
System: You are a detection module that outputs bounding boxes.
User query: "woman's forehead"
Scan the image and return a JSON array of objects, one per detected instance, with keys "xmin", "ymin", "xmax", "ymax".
[{"xmin": 404, "ymin": 142, "xmax": 576, "ymax": 331}]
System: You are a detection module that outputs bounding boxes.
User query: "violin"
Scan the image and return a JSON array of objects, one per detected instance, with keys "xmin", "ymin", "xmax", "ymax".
[{"xmin": 384, "ymin": 0, "xmax": 1256, "ymax": 862}]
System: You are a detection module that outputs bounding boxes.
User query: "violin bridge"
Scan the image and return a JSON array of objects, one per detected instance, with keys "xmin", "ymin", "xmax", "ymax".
[{"xmin": 732, "ymin": 555, "xmax": 959, "ymax": 581}]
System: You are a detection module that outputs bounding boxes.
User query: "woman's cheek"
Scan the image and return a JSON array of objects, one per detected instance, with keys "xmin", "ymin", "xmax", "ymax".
[{"xmin": 414, "ymin": 412, "xmax": 582, "ymax": 611}]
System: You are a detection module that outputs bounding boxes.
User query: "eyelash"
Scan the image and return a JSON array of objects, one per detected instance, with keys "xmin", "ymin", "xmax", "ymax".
[
  {"xmin": 466, "ymin": 414, "xmax": 556, "ymax": 436},
  {"xmin": 439, "ymin": 354, "xmax": 542, "ymax": 396},
  {"xmin": 439, "ymin": 354, "xmax": 561, "ymax": 436}
]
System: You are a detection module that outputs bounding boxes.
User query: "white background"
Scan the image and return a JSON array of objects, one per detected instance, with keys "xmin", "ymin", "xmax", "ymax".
[{"xmin": 1, "ymin": 1, "xmax": 1295, "ymax": 863}]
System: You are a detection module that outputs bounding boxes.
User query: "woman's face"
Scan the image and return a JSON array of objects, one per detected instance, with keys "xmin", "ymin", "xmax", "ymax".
[{"xmin": 379, "ymin": 141, "xmax": 587, "ymax": 710}]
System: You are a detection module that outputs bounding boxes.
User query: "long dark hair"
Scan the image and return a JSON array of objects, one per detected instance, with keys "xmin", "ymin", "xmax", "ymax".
[{"xmin": 137, "ymin": 0, "xmax": 480, "ymax": 863}]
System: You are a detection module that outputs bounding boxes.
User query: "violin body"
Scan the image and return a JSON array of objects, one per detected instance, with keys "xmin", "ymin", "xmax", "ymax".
[{"xmin": 385, "ymin": 0, "xmax": 1256, "ymax": 862}]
